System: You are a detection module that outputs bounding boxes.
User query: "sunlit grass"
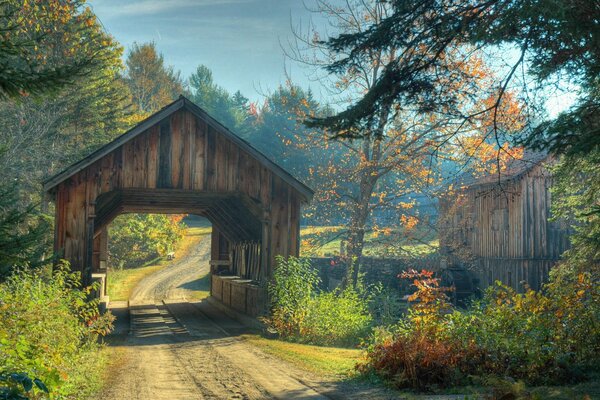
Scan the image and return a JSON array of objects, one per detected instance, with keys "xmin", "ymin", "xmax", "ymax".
[
  {"xmin": 108, "ymin": 262, "xmax": 166, "ymax": 301},
  {"xmin": 186, "ymin": 226, "xmax": 212, "ymax": 237},
  {"xmin": 241, "ymin": 334, "xmax": 362, "ymax": 378},
  {"xmin": 300, "ymin": 225, "xmax": 438, "ymax": 258},
  {"xmin": 107, "ymin": 225, "xmax": 211, "ymax": 301}
]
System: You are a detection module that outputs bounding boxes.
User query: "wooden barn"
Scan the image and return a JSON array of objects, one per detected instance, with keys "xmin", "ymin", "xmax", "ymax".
[
  {"xmin": 43, "ymin": 96, "xmax": 313, "ymax": 316},
  {"xmin": 439, "ymin": 155, "xmax": 571, "ymax": 292}
]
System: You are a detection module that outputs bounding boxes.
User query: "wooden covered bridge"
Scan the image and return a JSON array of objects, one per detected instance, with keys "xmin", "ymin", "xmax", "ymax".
[{"xmin": 43, "ymin": 96, "xmax": 313, "ymax": 316}]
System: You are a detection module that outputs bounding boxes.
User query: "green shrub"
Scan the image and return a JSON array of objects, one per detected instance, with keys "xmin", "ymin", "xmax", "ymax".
[
  {"xmin": 268, "ymin": 256, "xmax": 372, "ymax": 346},
  {"xmin": 366, "ymin": 283, "xmax": 405, "ymax": 327},
  {"xmin": 268, "ymin": 256, "xmax": 320, "ymax": 339},
  {"xmin": 0, "ymin": 262, "xmax": 114, "ymax": 398},
  {"xmin": 0, "ymin": 371, "xmax": 49, "ymax": 399},
  {"xmin": 303, "ymin": 287, "xmax": 372, "ymax": 346},
  {"xmin": 109, "ymin": 213, "xmax": 185, "ymax": 269}
]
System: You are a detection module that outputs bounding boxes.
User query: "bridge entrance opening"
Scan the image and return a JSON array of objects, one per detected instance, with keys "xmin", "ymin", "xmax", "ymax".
[{"xmin": 44, "ymin": 96, "xmax": 313, "ymax": 317}]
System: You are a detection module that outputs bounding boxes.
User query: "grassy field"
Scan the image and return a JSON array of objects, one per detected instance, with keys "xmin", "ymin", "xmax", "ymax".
[
  {"xmin": 299, "ymin": 225, "xmax": 438, "ymax": 258},
  {"xmin": 107, "ymin": 225, "xmax": 211, "ymax": 301},
  {"xmin": 241, "ymin": 334, "xmax": 362, "ymax": 378}
]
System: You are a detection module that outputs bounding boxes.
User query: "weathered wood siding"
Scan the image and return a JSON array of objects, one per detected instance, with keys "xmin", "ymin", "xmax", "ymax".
[
  {"xmin": 440, "ymin": 163, "xmax": 571, "ymax": 291},
  {"xmin": 51, "ymin": 108, "xmax": 304, "ymax": 285}
]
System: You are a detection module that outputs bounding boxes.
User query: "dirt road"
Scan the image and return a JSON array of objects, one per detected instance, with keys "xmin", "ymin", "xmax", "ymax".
[
  {"xmin": 128, "ymin": 234, "xmax": 211, "ymax": 303},
  {"xmin": 100, "ymin": 236, "xmax": 345, "ymax": 400}
]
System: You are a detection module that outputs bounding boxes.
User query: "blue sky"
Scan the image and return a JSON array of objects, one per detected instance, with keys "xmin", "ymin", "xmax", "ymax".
[
  {"xmin": 89, "ymin": 0, "xmax": 324, "ymax": 102},
  {"xmin": 89, "ymin": 0, "xmax": 574, "ymax": 115}
]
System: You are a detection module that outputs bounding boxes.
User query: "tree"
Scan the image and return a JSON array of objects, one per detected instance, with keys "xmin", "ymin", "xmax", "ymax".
[
  {"xmin": 0, "ymin": 12, "xmax": 133, "ymax": 198},
  {"xmin": 108, "ymin": 214, "xmax": 185, "ymax": 269},
  {"xmin": 551, "ymin": 150, "xmax": 600, "ymax": 276},
  {"xmin": 253, "ymin": 84, "xmax": 322, "ymax": 172},
  {"xmin": 0, "ymin": 0, "xmax": 112, "ymax": 99},
  {"xmin": 287, "ymin": 0, "xmax": 522, "ymax": 287},
  {"xmin": 124, "ymin": 42, "xmax": 183, "ymax": 115},
  {"xmin": 0, "ymin": 182, "xmax": 50, "ymax": 278},
  {"xmin": 306, "ymin": 0, "xmax": 599, "ymax": 157},
  {"xmin": 188, "ymin": 64, "xmax": 255, "ymax": 136},
  {"xmin": 0, "ymin": 1, "xmax": 134, "ymax": 275}
]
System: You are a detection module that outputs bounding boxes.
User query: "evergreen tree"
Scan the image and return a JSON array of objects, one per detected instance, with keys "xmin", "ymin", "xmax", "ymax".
[
  {"xmin": 0, "ymin": 14, "xmax": 134, "ymax": 198},
  {"xmin": 0, "ymin": 0, "xmax": 114, "ymax": 99},
  {"xmin": 0, "ymin": 181, "xmax": 50, "ymax": 278},
  {"xmin": 307, "ymin": 0, "xmax": 599, "ymax": 157}
]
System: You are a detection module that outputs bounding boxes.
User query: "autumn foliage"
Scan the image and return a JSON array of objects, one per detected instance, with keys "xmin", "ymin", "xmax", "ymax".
[{"xmin": 358, "ymin": 267, "xmax": 600, "ymax": 390}]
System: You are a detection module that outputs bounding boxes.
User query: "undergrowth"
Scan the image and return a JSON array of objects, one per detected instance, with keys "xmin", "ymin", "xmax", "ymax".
[
  {"xmin": 0, "ymin": 262, "xmax": 114, "ymax": 398},
  {"xmin": 358, "ymin": 267, "xmax": 600, "ymax": 391},
  {"xmin": 267, "ymin": 256, "xmax": 372, "ymax": 346}
]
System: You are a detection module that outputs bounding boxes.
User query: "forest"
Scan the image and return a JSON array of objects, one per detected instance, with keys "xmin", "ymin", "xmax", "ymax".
[{"xmin": 0, "ymin": 0, "xmax": 599, "ymax": 399}]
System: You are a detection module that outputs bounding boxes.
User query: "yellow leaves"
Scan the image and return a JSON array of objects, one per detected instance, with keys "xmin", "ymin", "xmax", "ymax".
[
  {"xmin": 458, "ymin": 134, "xmax": 525, "ymax": 176},
  {"xmin": 400, "ymin": 214, "xmax": 418, "ymax": 230},
  {"xmin": 398, "ymin": 201, "xmax": 414, "ymax": 210}
]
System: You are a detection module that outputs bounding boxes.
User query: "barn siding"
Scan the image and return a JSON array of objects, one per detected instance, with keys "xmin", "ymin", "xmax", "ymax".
[{"xmin": 440, "ymin": 163, "xmax": 571, "ymax": 292}]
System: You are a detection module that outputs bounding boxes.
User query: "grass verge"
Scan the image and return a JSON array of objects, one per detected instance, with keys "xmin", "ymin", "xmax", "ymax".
[
  {"xmin": 241, "ymin": 334, "xmax": 362, "ymax": 378},
  {"xmin": 107, "ymin": 225, "xmax": 211, "ymax": 301},
  {"xmin": 300, "ymin": 225, "xmax": 438, "ymax": 258}
]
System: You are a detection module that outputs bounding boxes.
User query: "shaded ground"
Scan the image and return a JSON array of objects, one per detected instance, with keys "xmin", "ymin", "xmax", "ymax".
[
  {"xmin": 99, "ymin": 236, "xmax": 401, "ymax": 400},
  {"xmin": 97, "ymin": 232, "xmax": 495, "ymax": 400}
]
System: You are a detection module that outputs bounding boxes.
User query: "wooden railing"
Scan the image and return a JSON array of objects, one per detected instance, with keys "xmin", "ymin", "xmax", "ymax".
[{"xmin": 230, "ymin": 241, "xmax": 261, "ymax": 282}]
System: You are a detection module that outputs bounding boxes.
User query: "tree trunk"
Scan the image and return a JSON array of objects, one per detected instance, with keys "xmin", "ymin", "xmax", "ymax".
[
  {"xmin": 344, "ymin": 105, "xmax": 390, "ymax": 289},
  {"xmin": 346, "ymin": 178, "xmax": 376, "ymax": 288}
]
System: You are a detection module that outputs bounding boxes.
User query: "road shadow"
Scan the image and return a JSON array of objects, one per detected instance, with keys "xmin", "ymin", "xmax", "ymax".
[
  {"xmin": 106, "ymin": 298, "xmax": 257, "ymax": 347},
  {"xmin": 177, "ymin": 274, "xmax": 210, "ymax": 292}
]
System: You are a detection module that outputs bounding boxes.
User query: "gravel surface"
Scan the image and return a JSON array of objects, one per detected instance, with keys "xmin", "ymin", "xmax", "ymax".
[
  {"xmin": 99, "ymin": 235, "xmax": 333, "ymax": 400},
  {"xmin": 99, "ymin": 234, "xmax": 475, "ymax": 400},
  {"xmin": 129, "ymin": 235, "xmax": 211, "ymax": 303}
]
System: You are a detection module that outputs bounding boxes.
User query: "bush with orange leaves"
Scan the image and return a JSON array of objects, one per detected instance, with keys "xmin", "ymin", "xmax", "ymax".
[
  {"xmin": 358, "ymin": 268, "xmax": 600, "ymax": 390},
  {"xmin": 358, "ymin": 270, "xmax": 486, "ymax": 390}
]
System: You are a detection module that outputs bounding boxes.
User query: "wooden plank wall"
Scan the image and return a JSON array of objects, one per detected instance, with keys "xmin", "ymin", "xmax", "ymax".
[
  {"xmin": 440, "ymin": 164, "xmax": 571, "ymax": 292},
  {"xmin": 53, "ymin": 109, "xmax": 304, "ymax": 285}
]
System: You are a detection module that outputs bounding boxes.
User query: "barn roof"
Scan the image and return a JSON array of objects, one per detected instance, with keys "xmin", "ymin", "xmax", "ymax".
[
  {"xmin": 43, "ymin": 95, "xmax": 314, "ymax": 201},
  {"xmin": 448, "ymin": 151, "xmax": 550, "ymax": 190}
]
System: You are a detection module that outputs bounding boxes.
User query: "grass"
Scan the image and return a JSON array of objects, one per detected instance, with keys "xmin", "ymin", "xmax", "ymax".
[
  {"xmin": 107, "ymin": 225, "xmax": 211, "ymax": 301},
  {"xmin": 300, "ymin": 225, "xmax": 438, "ymax": 258},
  {"xmin": 241, "ymin": 334, "xmax": 362, "ymax": 378},
  {"xmin": 242, "ymin": 333, "xmax": 600, "ymax": 399},
  {"xmin": 107, "ymin": 262, "xmax": 166, "ymax": 301},
  {"xmin": 527, "ymin": 376, "xmax": 600, "ymax": 399}
]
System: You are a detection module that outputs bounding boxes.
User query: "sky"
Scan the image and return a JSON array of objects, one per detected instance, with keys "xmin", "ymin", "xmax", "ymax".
[
  {"xmin": 89, "ymin": 0, "xmax": 326, "ymax": 102},
  {"xmin": 88, "ymin": 0, "xmax": 575, "ymax": 116}
]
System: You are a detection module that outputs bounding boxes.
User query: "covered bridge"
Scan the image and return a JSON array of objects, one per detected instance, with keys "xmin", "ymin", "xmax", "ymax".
[
  {"xmin": 439, "ymin": 154, "xmax": 571, "ymax": 292},
  {"xmin": 44, "ymin": 96, "xmax": 313, "ymax": 316}
]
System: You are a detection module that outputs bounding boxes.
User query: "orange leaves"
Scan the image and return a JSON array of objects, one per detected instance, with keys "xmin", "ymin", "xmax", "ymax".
[
  {"xmin": 168, "ymin": 214, "xmax": 186, "ymax": 224},
  {"xmin": 458, "ymin": 134, "xmax": 525, "ymax": 177},
  {"xmin": 398, "ymin": 201, "xmax": 414, "ymax": 210},
  {"xmin": 400, "ymin": 214, "xmax": 418, "ymax": 230}
]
